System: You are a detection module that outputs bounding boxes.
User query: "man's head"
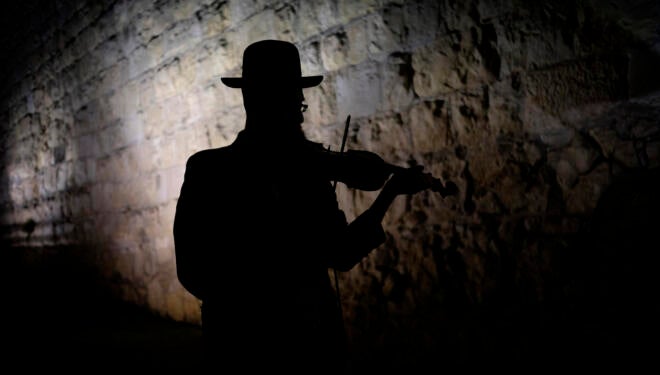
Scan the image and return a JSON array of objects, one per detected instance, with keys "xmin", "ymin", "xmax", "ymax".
[{"xmin": 221, "ymin": 40, "xmax": 323, "ymax": 138}]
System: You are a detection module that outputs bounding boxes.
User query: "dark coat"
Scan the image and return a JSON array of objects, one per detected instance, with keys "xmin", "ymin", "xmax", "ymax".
[{"xmin": 173, "ymin": 129, "xmax": 385, "ymax": 372}]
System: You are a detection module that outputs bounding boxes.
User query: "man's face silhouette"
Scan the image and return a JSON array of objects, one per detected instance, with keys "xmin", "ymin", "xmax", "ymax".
[{"xmin": 242, "ymin": 83, "xmax": 306, "ymax": 140}]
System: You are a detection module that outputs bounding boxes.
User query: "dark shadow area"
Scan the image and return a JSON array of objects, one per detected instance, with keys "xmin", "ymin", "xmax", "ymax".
[
  {"xmin": 557, "ymin": 166, "xmax": 660, "ymax": 369},
  {"xmin": 348, "ymin": 167, "xmax": 660, "ymax": 373},
  {"xmin": 0, "ymin": 246, "xmax": 204, "ymax": 372},
  {"xmin": 0, "ymin": 167, "xmax": 656, "ymax": 374}
]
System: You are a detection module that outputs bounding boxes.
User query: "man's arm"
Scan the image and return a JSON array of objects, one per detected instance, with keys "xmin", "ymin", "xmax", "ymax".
[{"xmin": 328, "ymin": 165, "xmax": 436, "ymax": 271}]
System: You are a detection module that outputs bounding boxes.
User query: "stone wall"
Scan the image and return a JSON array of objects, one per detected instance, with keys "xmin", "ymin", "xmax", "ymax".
[{"xmin": 1, "ymin": 0, "xmax": 659, "ymax": 369}]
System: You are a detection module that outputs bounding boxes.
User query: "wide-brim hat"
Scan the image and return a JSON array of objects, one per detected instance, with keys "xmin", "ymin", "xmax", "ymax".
[{"xmin": 221, "ymin": 39, "xmax": 323, "ymax": 89}]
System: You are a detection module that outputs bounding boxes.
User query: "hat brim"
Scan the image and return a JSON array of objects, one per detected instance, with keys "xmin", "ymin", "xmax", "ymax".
[{"xmin": 221, "ymin": 75, "xmax": 323, "ymax": 89}]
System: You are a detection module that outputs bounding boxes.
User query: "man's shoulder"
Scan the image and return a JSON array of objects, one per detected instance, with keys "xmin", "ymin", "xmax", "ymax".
[{"xmin": 186, "ymin": 144, "xmax": 236, "ymax": 167}]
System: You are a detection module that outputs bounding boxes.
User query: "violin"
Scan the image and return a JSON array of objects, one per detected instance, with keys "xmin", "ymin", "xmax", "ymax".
[{"xmin": 308, "ymin": 145, "xmax": 459, "ymax": 198}]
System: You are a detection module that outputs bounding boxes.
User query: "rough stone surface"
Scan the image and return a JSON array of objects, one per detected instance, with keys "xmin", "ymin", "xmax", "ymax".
[{"xmin": 1, "ymin": 0, "xmax": 660, "ymax": 370}]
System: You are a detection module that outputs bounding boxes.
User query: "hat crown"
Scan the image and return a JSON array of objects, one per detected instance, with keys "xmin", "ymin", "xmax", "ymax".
[
  {"xmin": 221, "ymin": 39, "xmax": 323, "ymax": 88},
  {"xmin": 241, "ymin": 40, "xmax": 302, "ymax": 83}
]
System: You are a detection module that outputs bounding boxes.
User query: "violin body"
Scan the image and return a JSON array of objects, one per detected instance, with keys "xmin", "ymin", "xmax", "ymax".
[{"xmin": 305, "ymin": 141, "xmax": 458, "ymax": 197}]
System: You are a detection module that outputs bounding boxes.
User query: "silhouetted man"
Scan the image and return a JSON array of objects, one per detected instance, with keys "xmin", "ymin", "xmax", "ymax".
[{"xmin": 173, "ymin": 39, "xmax": 436, "ymax": 374}]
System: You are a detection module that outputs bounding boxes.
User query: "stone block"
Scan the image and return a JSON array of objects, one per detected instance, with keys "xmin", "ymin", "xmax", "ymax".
[
  {"xmin": 97, "ymin": 121, "xmax": 128, "ymax": 156},
  {"xmin": 194, "ymin": 39, "xmax": 234, "ymax": 86},
  {"xmin": 164, "ymin": 165, "xmax": 186, "ymax": 201},
  {"xmin": 154, "ymin": 58, "xmax": 180, "ymax": 102},
  {"xmin": 107, "ymin": 85, "xmax": 136, "ymax": 122},
  {"xmin": 182, "ymin": 293, "xmax": 202, "ymax": 323},
  {"xmin": 7, "ymin": 179, "xmax": 24, "ymax": 207},
  {"xmin": 49, "ymin": 99, "xmax": 74, "ymax": 130},
  {"xmin": 368, "ymin": 5, "xmax": 405, "ymax": 56},
  {"xmin": 447, "ymin": 92, "xmax": 505, "ymax": 184},
  {"xmin": 11, "ymin": 160, "xmax": 33, "ymax": 185},
  {"xmin": 165, "ymin": 290, "xmax": 186, "ymax": 322},
  {"xmin": 194, "ymin": 84, "xmax": 220, "ymax": 118},
  {"xmin": 178, "ymin": 52, "xmax": 198, "ymax": 94},
  {"xmin": 403, "ymin": 0, "xmax": 440, "ymax": 47},
  {"xmin": 474, "ymin": 0, "xmax": 517, "ymax": 20},
  {"xmin": 128, "ymin": 45, "xmax": 153, "ymax": 80},
  {"xmin": 131, "ymin": 139, "xmax": 158, "ymax": 174},
  {"xmin": 68, "ymin": 191, "xmax": 93, "ymax": 217},
  {"xmin": 181, "ymin": 90, "xmax": 204, "ymax": 125},
  {"xmin": 136, "ymin": 173, "xmax": 161, "ymax": 208},
  {"xmin": 76, "ymin": 133, "xmax": 99, "ymax": 159},
  {"xmin": 554, "ymin": 157, "xmax": 578, "ymax": 190},
  {"xmin": 71, "ymin": 158, "xmax": 95, "ymax": 186},
  {"xmin": 526, "ymin": 55, "xmax": 628, "ymax": 115},
  {"xmin": 156, "ymin": 134, "xmax": 177, "ymax": 170},
  {"xmin": 359, "ymin": 114, "xmax": 413, "ymax": 164},
  {"xmin": 90, "ymin": 182, "xmax": 113, "ymax": 212},
  {"xmin": 522, "ymin": 99, "xmax": 574, "ymax": 148},
  {"xmin": 55, "ymin": 163, "xmax": 69, "ymax": 191},
  {"xmin": 17, "ymin": 114, "xmax": 35, "ymax": 141},
  {"xmin": 274, "ymin": 2, "xmax": 298, "ymax": 42},
  {"xmin": 162, "ymin": 94, "xmax": 191, "ymax": 131},
  {"xmin": 158, "ymin": 200, "xmax": 178, "ymax": 234},
  {"xmin": 171, "ymin": 0, "xmax": 199, "ymax": 22},
  {"xmin": 77, "ymin": 52, "xmax": 103, "ymax": 85},
  {"xmin": 588, "ymin": 127, "xmax": 639, "ymax": 169},
  {"xmin": 564, "ymin": 162, "xmax": 610, "ymax": 215},
  {"xmin": 235, "ymin": 8, "xmax": 277, "ymax": 48},
  {"xmin": 115, "ymin": 181, "xmax": 137, "ymax": 211},
  {"xmin": 296, "ymin": 0, "xmax": 339, "ymax": 41},
  {"xmin": 32, "ymin": 88, "xmax": 53, "ymax": 112},
  {"xmin": 45, "ymin": 76, "xmax": 65, "ymax": 104},
  {"xmin": 141, "ymin": 208, "xmax": 162, "ymax": 243},
  {"xmin": 96, "ymin": 34, "xmax": 124, "ymax": 72},
  {"xmin": 188, "ymin": 122, "xmax": 214, "ymax": 154},
  {"xmin": 119, "ymin": 143, "xmax": 142, "ymax": 177},
  {"xmin": 409, "ymin": 100, "xmax": 449, "ymax": 154},
  {"xmin": 121, "ymin": 149, "xmax": 141, "ymax": 184},
  {"xmin": 321, "ymin": 30, "xmax": 349, "ymax": 71},
  {"xmin": 214, "ymin": 82, "xmax": 244, "ymax": 110},
  {"xmin": 120, "ymin": 177, "xmax": 143, "ymax": 209},
  {"xmin": 143, "ymin": 101, "xmax": 166, "ymax": 140},
  {"xmin": 164, "ymin": 18, "xmax": 202, "ymax": 58},
  {"xmin": 94, "ymin": 155, "xmax": 116, "ymax": 183},
  {"xmin": 137, "ymin": 72, "xmax": 156, "ymax": 111},
  {"xmin": 197, "ymin": 0, "xmax": 231, "ymax": 38},
  {"xmin": 74, "ymin": 21, "xmax": 103, "ymax": 59},
  {"xmin": 299, "ymin": 40, "xmax": 323, "ymax": 76},
  {"xmin": 206, "ymin": 120, "xmax": 229, "ymax": 149},
  {"xmin": 560, "ymin": 141, "xmax": 601, "ymax": 175},
  {"xmin": 488, "ymin": 16, "xmax": 526, "ymax": 77},
  {"xmin": 135, "ymin": 5, "xmax": 173, "ymax": 45},
  {"xmin": 525, "ymin": 28, "xmax": 577, "ymax": 71},
  {"xmin": 411, "ymin": 39, "xmax": 460, "ymax": 98},
  {"xmin": 346, "ymin": 17, "xmax": 368, "ymax": 66},
  {"xmin": 155, "ymin": 236, "xmax": 175, "ymax": 265},
  {"xmin": 228, "ymin": 0, "xmax": 270, "ymax": 24},
  {"xmin": 337, "ymin": 0, "xmax": 379, "ymax": 24},
  {"xmin": 22, "ymin": 177, "xmax": 39, "ymax": 205},
  {"xmin": 381, "ymin": 53, "xmax": 415, "ymax": 112},
  {"xmin": 304, "ymin": 73, "xmax": 337, "ymax": 127},
  {"xmin": 335, "ymin": 62, "xmax": 381, "ymax": 120}
]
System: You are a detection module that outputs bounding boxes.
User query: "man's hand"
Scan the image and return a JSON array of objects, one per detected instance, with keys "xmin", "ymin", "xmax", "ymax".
[{"xmin": 384, "ymin": 165, "xmax": 436, "ymax": 196}]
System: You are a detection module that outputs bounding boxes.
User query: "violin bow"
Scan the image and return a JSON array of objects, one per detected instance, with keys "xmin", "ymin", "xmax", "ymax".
[
  {"xmin": 332, "ymin": 115, "xmax": 351, "ymax": 189},
  {"xmin": 331, "ymin": 115, "xmax": 351, "ymax": 315}
]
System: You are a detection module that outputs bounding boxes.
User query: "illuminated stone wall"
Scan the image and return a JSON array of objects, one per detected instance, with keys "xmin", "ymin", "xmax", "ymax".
[{"xmin": 1, "ymin": 0, "xmax": 659, "ymax": 369}]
